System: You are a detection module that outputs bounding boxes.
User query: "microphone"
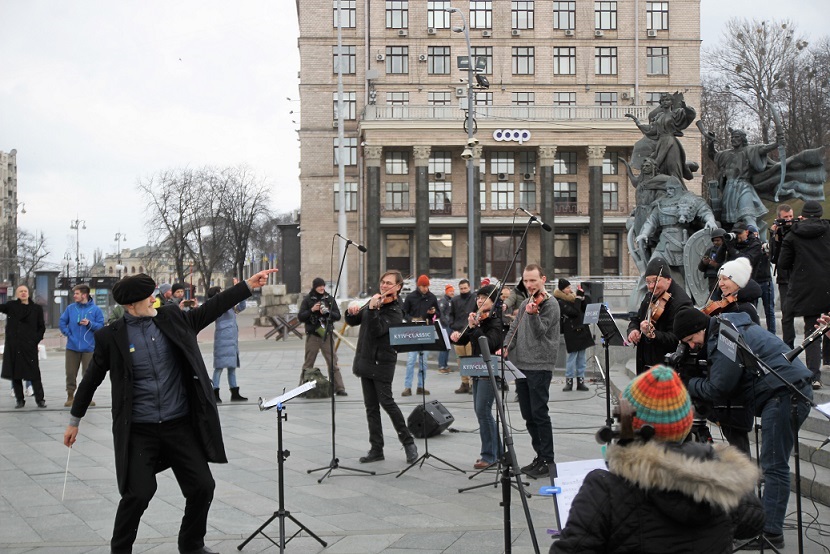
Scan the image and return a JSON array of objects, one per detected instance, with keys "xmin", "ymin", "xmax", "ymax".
[
  {"xmin": 335, "ymin": 233, "xmax": 368, "ymax": 252},
  {"xmin": 518, "ymin": 207, "xmax": 552, "ymax": 232},
  {"xmin": 818, "ymin": 436, "xmax": 830, "ymax": 451}
]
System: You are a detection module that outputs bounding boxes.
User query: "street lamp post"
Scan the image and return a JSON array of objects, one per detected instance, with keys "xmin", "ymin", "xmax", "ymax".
[
  {"xmin": 69, "ymin": 216, "xmax": 86, "ymax": 286},
  {"xmin": 446, "ymin": 6, "xmax": 477, "ymax": 287},
  {"xmin": 114, "ymin": 231, "xmax": 126, "ymax": 279}
]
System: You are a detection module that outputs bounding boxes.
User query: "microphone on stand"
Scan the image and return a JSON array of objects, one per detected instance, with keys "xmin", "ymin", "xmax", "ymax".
[
  {"xmin": 518, "ymin": 207, "xmax": 552, "ymax": 232},
  {"xmin": 335, "ymin": 233, "xmax": 368, "ymax": 252}
]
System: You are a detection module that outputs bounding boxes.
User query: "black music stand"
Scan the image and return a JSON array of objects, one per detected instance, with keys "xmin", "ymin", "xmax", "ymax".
[
  {"xmin": 239, "ymin": 383, "xmax": 327, "ymax": 552},
  {"xmin": 391, "ymin": 322, "xmax": 466, "ymax": 477},
  {"xmin": 585, "ymin": 303, "xmax": 628, "ymax": 428}
]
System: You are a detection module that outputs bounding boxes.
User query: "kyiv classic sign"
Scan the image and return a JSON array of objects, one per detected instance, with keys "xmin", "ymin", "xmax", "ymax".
[{"xmin": 493, "ymin": 129, "xmax": 532, "ymax": 144}]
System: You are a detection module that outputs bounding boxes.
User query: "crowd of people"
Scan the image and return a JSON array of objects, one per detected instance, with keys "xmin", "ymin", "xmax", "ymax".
[{"xmin": 0, "ymin": 200, "xmax": 825, "ymax": 552}]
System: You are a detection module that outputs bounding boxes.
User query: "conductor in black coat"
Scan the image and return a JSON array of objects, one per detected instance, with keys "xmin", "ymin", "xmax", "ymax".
[
  {"xmin": 0, "ymin": 284, "xmax": 46, "ymax": 408},
  {"xmin": 63, "ymin": 269, "xmax": 276, "ymax": 554}
]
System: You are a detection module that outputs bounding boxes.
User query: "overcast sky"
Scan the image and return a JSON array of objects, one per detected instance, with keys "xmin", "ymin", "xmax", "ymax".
[{"xmin": 0, "ymin": 0, "xmax": 826, "ymax": 270}]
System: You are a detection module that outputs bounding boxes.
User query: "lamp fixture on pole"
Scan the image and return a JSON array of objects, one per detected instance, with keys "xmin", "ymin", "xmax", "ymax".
[
  {"xmin": 69, "ymin": 217, "xmax": 86, "ymax": 286},
  {"xmin": 114, "ymin": 231, "xmax": 126, "ymax": 279}
]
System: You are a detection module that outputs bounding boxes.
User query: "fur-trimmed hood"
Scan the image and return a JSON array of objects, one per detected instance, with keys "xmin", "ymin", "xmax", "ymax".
[
  {"xmin": 607, "ymin": 440, "xmax": 759, "ymax": 515},
  {"xmin": 553, "ymin": 288, "xmax": 576, "ymax": 302}
]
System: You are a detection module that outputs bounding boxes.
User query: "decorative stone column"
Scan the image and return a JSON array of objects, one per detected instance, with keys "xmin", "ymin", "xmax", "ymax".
[
  {"xmin": 364, "ymin": 145, "xmax": 383, "ymax": 294},
  {"xmin": 586, "ymin": 146, "xmax": 606, "ymax": 276},
  {"xmin": 537, "ymin": 145, "xmax": 557, "ymax": 273},
  {"xmin": 413, "ymin": 146, "xmax": 431, "ymax": 278}
]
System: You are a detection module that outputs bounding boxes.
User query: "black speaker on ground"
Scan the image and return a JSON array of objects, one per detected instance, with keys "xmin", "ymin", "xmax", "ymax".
[{"xmin": 407, "ymin": 400, "xmax": 454, "ymax": 438}]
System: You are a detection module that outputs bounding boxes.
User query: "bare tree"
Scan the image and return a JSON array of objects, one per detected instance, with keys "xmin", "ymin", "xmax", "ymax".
[
  {"xmin": 779, "ymin": 37, "xmax": 830, "ymax": 153},
  {"xmin": 221, "ymin": 166, "xmax": 272, "ymax": 278},
  {"xmin": 698, "ymin": 74, "xmax": 749, "ymax": 183},
  {"xmin": 17, "ymin": 229, "xmax": 50, "ymax": 289},
  {"xmin": 705, "ymin": 18, "xmax": 808, "ymax": 143},
  {"xmin": 183, "ymin": 167, "xmax": 231, "ymax": 291}
]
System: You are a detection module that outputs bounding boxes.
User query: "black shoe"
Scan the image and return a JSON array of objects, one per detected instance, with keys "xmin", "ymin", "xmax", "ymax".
[
  {"xmin": 15, "ymin": 399, "xmax": 24, "ymax": 409},
  {"xmin": 738, "ymin": 533, "xmax": 784, "ymax": 550},
  {"xmin": 525, "ymin": 459, "xmax": 551, "ymax": 479},
  {"xmin": 213, "ymin": 388, "xmax": 222, "ymax": 404},
  {"xmin": 576, "ymin": 378, "xmax": 589, "ymax": 391},
  {"xmin": 520, "ymin": 457, "xmax": 539, "ymax": 474},
  {"xmin": 404, "ymin": 443, "xmax": 418, "ymax": 463},
  {"xmin": 359, "ymin": 450, "xmax": 384, "ymax": 463},
  {"xmin": 179, "ymin": 546, "xmax": 220, "ymax": 554},
  {"xmin": 562, "ymin": 378, "xmax": 573, "ymax": 392},
  {"xmin": 37, "ymin": 400, "xmax": 47, "ymax": 408},
  {"xmin": 335, "ymin": 390, "xmax": 348, "ymax": 396},
  {"xmin": 229, "ymin": 387, "xmax": 247, "ymax": 401}
]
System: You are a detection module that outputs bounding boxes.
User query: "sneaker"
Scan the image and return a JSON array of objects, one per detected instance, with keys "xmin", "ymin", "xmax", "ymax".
[
  {"xmin": 415, "ymin": 387, "xmax": 430, "ymax": 395},
  {"xmin": 813, "ymin": 380, "xmax": 823, "ymax": 390},
  {"xmin": 36, "ymin": 400, "xmax": 47, "ymax": 409},
  {"xmin": 25, "ymin": 386, "xmax": 34, "ymax": 397},
  {"xmin": 520, "ymin": 457, "xmax": 539, "ymax": 474},
  {"xmin": 335, "ymin": 390, "xmax": 348, "ymax": 396},
  {"xmin": 401, "ymin": 388, "xmax": 412, "ymax": 397},
  {"xmin": 738, "ymin": 532, "xmax": 784, "ymax": 550},
  {"xmin": 359, "ymin": 450, "xmax": 384, "ymax": 463},
  {"xmin": 525, "ymin": 459, "xmax": 551, "ymax": 479},
  {"xmin": 9, "ymin": 389, "xmax": 15, "ymax": 398}
]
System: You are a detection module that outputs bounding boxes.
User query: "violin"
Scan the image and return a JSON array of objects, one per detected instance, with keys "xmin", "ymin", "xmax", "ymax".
[
  {"xmin": 359, "ymin": 289, "xmax": 397, "ymax": 311},
  {"xmin": 700, "ymin": 294, "xmax": 737, "ymax": 316},
  {"xmin": 643, "ymin": 290, "xmax": 672, "ymax": 339},
  {"xmin": 531, "ymin": 288, "xmax": 551, "ymax": 307}
]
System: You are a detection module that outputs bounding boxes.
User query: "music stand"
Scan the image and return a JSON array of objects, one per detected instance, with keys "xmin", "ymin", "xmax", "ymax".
[
  {"xmin": 238, "ymin": 383, "xmax": 327, "ymax": 552},
  {"xmin": 585, "ymin": 303, "xmax": 628, "ymax": 428},
  {"xmin": 391, "ymin": 322, "xmax": 466, "ymax": 477}
]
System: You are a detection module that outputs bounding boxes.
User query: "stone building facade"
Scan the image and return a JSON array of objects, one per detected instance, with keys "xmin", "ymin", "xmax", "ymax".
[
  {"xmin": 296, "ymin": 0, "xmax": 702, "ymax": 295},
  {"xmin": 0, "ymin": 149, "xmax": 21, "ymax": 293}
]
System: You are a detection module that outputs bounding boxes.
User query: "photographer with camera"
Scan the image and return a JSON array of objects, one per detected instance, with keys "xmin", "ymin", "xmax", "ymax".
[
  {"xmin": 673, "ymin": 307, "xmax": 813, "ymax": 549},
  {"xmin": 769, "ymin": 204, "xmax": 796, "ymax": 348},
  {"xmin": 777, "ymin": 200, "xmax": 830, "ymax": 390},
  {"xmin": 698, "ymin": 228, "xmax": 728, "ymax": 292},
  {"xmin": 298, "ymin": 277, "xmax": 347, "ymax": 395},
  {"xmin": 552, "ymin": 365, "xmax": 762, "ymax": 553}
]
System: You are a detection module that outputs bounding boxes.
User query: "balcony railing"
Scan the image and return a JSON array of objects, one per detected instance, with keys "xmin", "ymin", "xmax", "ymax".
[
  {"xmin": 380, "ymin": 200, "xmax": 634, "ymax": 218},
  {"xmin": 363, "ymin": 104, "xmax": 651, "ymax": 122}
]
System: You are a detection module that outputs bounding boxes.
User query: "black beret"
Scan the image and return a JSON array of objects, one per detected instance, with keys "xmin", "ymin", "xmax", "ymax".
[
  {"xmin": 673, "ymin": 306, "xmax": 710, "ymax": 339},
  {"xmin": 476, "ymin": 284, "xmax": 497, "ymax": 299},
  {"xmin": 112, "ymin": 274, "xmax": 156, "ymax": 305},
  {"xmin": 645, "ymin": 257, "xmax": 672, "ymax": 278},
  {"xmin": 171, "ymin": 283, "xmax": 185, "ymax": 294}
]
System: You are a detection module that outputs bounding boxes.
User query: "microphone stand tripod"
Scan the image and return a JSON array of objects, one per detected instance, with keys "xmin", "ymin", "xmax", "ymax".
[{"xmin": 307, "ymin": 239, "xmax": 375, "ymax": 482}]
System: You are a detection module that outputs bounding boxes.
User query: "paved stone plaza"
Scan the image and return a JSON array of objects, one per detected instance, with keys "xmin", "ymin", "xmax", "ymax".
[{"xmin": 1, "ymin": 315, "xmax": 828, "ymax": 553}]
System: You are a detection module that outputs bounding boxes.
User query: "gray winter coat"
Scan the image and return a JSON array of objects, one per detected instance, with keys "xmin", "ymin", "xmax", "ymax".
[{"xmin": 213, "ymin": 300, "xmax": 246, "ymax": 369}]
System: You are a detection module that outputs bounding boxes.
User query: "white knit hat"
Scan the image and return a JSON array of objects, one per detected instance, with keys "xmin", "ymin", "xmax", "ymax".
[{"xmin": 718, "ymin": 257, "xmax": 752, "ymax": 289}]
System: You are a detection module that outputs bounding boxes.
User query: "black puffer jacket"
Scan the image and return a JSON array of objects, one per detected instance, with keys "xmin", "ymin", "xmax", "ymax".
[
  {"xmin": 734, "ymin": 235, "xmax": 763, "ymax": 279},
  {"xmin": 554, "ymin": 289, "xmax": 595, "ymax": 353},
  {"xmin": 551, "ymin": 441, "xmax": 763, "ymax": 554},
  {"xmin": 297, "ymin": 288, "xmax": 341, "ymax": 336},
  {"xmin": 778, "ymin": 217, "xmax": 830, "ymax": 316},
  {"xmin": 345, "ymin": 299, "xmax": 403, "ymax": 383}
]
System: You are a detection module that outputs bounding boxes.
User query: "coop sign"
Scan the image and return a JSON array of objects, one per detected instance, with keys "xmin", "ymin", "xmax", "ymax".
[{"xmin": 493, "ymin": 129, "xmax": 532, "ymax": 144}]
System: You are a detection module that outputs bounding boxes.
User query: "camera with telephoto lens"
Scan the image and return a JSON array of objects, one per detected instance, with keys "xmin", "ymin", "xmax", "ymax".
[
  {"xmin": 318, "ymin": 294, "xmax": 331, "ymax": 316},
  {"xmin": 774, "ymin": 218, "xmax": 794, "ymax": 240}
]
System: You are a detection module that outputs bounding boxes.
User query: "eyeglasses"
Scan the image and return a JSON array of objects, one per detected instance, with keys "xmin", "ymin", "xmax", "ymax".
[{"xmin": 645, "ymin": 278, "xmax": 662, "ymax": 286}]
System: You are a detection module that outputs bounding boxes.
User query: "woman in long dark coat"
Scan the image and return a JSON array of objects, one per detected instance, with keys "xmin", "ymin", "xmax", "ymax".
[
  {"xmin": 554, "ymin": 279, "xmax": 594, "ymax": 392},
  {"xmin": 0, "ymin": 284, "xmax": 46, "ymax": 408}
]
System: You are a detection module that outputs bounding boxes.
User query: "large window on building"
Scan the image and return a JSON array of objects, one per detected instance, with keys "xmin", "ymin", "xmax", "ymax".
[
  {"xmin": 333, "ymin": 0, "xmax": 356, "ymax": 28},
  {"xmin": 429, "ymin": 233, "xmax": 453, "ymax": 278},
  {"xmin": 595, "ymin": 46, "xmax": 618, "ymax": 75},
  {"xmin": 603, "ymin": 232, "xmax": 621, "ymax": 275},
  {"xmin": 645, "ymin": 91, "xmax": 668, "ymax": 106},
  {"xmin": 428, "ymin": 91, "xmax": 451, "ymax": 106},
  {"xmin": 595, "ymin": 92, "xmax": 618, "ymax": 117},
  {"xmin": 428, "ymin": 46, "xmax": 451, "ymax": 74},
  {"xmin": 333, "ymin": 137, "xmax": 357, "ymax": 165},
  {"xmin": 554, "ymin": 151, "xmax": 577, "ymax": 174},
  {"xmin": 490, "ymin": 182, "xmax": 515, "ymax": 210},
  {"xmin": 333, "ymin": 182, "xmax": 358, "ymax": 212},
  {"xmin": 519, "ymin": 151, "xmax": 536, "ymax": 176},
  {"xmin": 427, "ymin": 0, "xmax": 451, "ymax": 29},
  {"xmin": 490, "ymin": 152, "xmax": 515, "ymax": 175},
  {"xmin": 603, "ymin": 151, "xmax": 619, "ymax": 175},
  {"xmin": 647, "ymin": 47, "xmax": 669, "ymax": 75},
  {"xmin": 386, "ymin": 46, "xmax": 409, "ymax": 74},
  {"xmin": 471, "ymin": 46, "xmax": 493, "ymax": 74},
  {"xmin": 332, "ymin": 91, "xmax": 356, "ymax": 120},
  {"xmin": 385, "ymin": 151, "xmax": 409, "ymax": 174},
  {"xmin": 594, "ymin": 1, "xmax": 617, "ymax": 30},
  {"xmin": 554, "ymin": 182, "xmax": 577, "ymax": 213},
  {"xmin": 554, "ymin": 233, "xmax": 578, "ymax": 277},
  {"xmin": 512, "ymin": 46, "xmax": 535, "ymax": 75},
  {"xmin": 429, "ymin": 151, "xmax": 452, "ymax": 174},
  {"xmin": 512, "ymin": 1, "xmax": 534, "ymax": 29},
  {"xmin": 553, "ymin": 47, "xmax": 576, "ymax": 75},
  {"xmin": 646, "ymin": 1, "xmax": 669, "ymax": 30},
  {"xmin": 386, "ymin": 91, "xmax": 409, "ymax": 118},
  {"xmin": 470, "ymin": 0, "xmax": 493, "ymax": 29},
  {"xmin": 429, "ymin": 181, "xmax": 453, "ymax": 213},
  {"xmin": 553, "ymin": 92, "xmax": 576, "ymax": 106},
  {"xmin": 332, "ymin": 45, "xmax": 356, "ymax": 74},
  {"xmin": 483, "ymin": 233, "xmax": 525, "ymax": 282},
  {"xmin": 385, "ymin": 182, "xmax": 409, "ymax": 211},
  {"xmin": 386, "ymin": 0, "xmax": 408, "ymax": 28},
  {"xmin": 512, "ymin": 92, "xmax": 535, "ymax": 106},
  {"xmin": 602, "ymin": 182, "xmax": 619, "ymax": 210},
  {"xmin": 520, "ymin": 180, "xmax": 536, "ymax": 210},
  {"xmin": 386, "ymin": 233, "xmax": 411, "ymax": 277},
  {"xmin": 475, "ymin": 91, "xmax": 493, "ymax": 116},
  {"xmin": 553, "ymin": 1, "xmax": 576, "ymax": 30}
]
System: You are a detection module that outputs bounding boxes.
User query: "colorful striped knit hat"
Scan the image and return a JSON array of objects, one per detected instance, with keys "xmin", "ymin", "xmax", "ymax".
[{"xmin": 622, "ymin": 365, "xmax": 693, "ymax": 443}]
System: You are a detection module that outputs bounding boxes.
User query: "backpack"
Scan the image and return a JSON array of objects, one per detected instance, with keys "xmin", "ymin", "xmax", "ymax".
[{"xmin": 300, "ymin": 368, "xmax": 333, "ymax": 399}]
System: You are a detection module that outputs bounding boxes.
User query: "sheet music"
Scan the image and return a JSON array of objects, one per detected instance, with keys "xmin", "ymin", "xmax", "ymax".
[
  {"xmin": 436, "ymin": 321, "xmax": 452, "ymax": 350},
  {"xmin": 553, "ymin": 459, "xmax": 608, "ymax": 527},
  {"xmin": 260, "ymin": 381, "xmax": 316, "ymax": 409}
]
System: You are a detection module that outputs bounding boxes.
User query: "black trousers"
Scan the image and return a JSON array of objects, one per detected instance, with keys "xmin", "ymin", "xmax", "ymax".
[
  {"xmin": 361, "ymin": 377, "xmax": 414, "ymax": 452},
  {"xmin": 12, "ymin": 378, "xmax": 44, "ymax": 402},
  {"xmin": 111, "ymin": 417, "xmax": 215, "ymax": 553}
]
